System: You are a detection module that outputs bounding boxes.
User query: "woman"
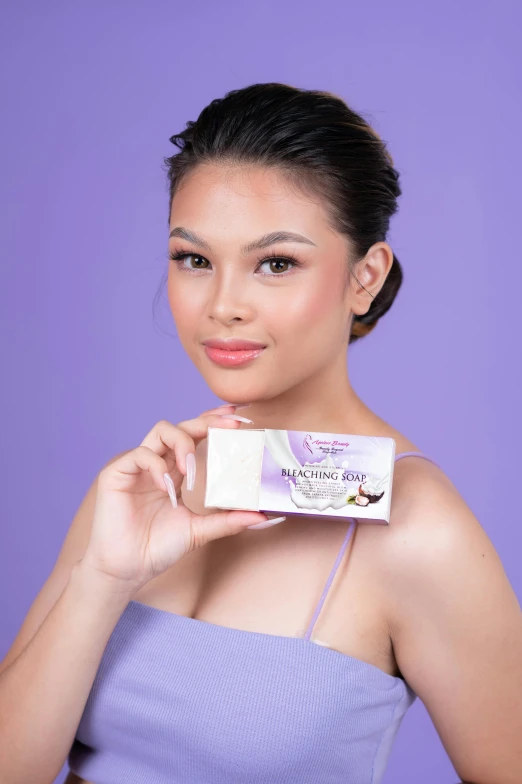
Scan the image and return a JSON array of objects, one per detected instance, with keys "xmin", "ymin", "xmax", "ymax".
[{"xmin": 1, "ymin": 83, "xmax": 521, "ymax": 784}]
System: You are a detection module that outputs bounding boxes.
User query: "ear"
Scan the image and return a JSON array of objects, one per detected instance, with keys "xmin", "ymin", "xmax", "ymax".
[{"xmin": 349, "ymin": 242, "xmax": 394, "ymax": 317}]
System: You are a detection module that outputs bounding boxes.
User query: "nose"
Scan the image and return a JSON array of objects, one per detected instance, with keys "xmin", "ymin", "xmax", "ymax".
[{"xmin": 206, "ymin": 270, "xmax": 256, "ymax": 325}]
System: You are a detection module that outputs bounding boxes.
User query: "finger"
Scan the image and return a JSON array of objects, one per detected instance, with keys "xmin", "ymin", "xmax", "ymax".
[
  {"xmin": 204, "ymin": 403, "xmax": 250, "ymax": 414},
  {"xmin": 140, "ymin": 420, "xmax": 196, "ymax": 477},
  {"xmin": 140, "ymin": 413, "xmax": 251, "ymax": 477},
  {"xmin": 99, "ymin": 445, "xmax": 172, "ymax": 495},
  {"xmin": 204, "ymin": 403, "xmax": 242, "ymax": 414},
  {"xmin": 188, "ymin": 508, "xmax": 272, "ymax": 549}
]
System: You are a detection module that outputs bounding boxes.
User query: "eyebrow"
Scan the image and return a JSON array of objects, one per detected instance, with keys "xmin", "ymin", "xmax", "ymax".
[{"xmin": 168, "ymin": 226, "xmax": 317, "ymax": 254}]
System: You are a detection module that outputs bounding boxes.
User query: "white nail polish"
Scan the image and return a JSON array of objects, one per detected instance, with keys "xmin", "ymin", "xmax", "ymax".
[
  {"xmin": 186, "ymin": 452, "xmax": 196, "ymax": 491},
  {"xmin": 219, "ymin": 414, "xmax": 254, "ymax": 424},
  {"xmin": 163, "ymin": 472, "xmax": 178, "ymax": 509},
  {"xmin": 247, "ymin": 516, "xmax": 286, "ymax": 530}
]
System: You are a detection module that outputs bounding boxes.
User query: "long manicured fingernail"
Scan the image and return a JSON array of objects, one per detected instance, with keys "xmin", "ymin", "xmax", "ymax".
[
  {"xmin": 219, "ymin": 414, "xmax": 254, "ymax": 424},
  {"xmin": 186, "ymin": 452, "xmax": 196, "ymax": 491},
  {"xmin": 163, "ymin": 473, "xmax": 177, "ymax": 508},
  {"xmin": 247, "ymin": 516, "xmax": 286, "ymax": 530}
]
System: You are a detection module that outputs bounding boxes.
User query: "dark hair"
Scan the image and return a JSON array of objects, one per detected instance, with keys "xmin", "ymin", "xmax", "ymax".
[{"xmin": 162, "ymin": 82, "xmax": 403, "ymax": 344}]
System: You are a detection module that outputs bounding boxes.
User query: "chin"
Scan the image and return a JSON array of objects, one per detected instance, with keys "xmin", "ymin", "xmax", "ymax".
[{"xmin": 205, "ymin": 379, "xmax": 263, "ymax": 403}]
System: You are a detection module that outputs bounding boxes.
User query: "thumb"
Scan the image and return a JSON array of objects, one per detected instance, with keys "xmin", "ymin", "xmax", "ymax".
[{"xmin": 189, "ymin": 509, "xmax": 283, "ymax": 549}]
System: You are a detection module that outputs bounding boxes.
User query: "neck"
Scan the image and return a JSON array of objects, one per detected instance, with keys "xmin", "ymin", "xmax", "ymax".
[{"xmin": 233, "ymin": 352, "xmax": 385, "ymax": 437}]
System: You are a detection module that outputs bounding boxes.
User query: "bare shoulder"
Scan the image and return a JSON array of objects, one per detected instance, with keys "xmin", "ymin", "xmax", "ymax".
[
  {"xmin": 366, "ymin": 456, "xmax": 522, "ymax": 782},
  {"xmin": 353, "ymin": 452, "xmax": 459, "ymax": 556},
  {"xmin": 376, "ymin": 454, "xmax": 493, "ymax": 574},
  {"xmin": 371, "ymin": 454, "xmax": 501, "ymax": 604}
]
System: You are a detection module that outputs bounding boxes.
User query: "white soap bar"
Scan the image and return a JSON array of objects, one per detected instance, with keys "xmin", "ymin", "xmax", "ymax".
[
  {"xmin": 204, "ymin": 427, "xmax": 265, "ymax": 511},
  {"xmin": 205, "ymin": 427, "xmax": 396, "ymax": 525}
]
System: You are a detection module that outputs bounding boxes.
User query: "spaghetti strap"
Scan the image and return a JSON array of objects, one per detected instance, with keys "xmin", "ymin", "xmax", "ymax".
[
  {"xmin": 395, "ymin": 451, "xmax": 440, "ymax": 468},
  {"xmin": 303, "ymin": 450, "xmax": 440, "ymax": 640},
  {"xmin": 303, "ymin": 519, "xmax": 357, "ymax": 640}
]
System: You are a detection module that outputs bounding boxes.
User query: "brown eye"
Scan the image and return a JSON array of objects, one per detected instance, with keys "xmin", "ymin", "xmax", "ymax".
[
  {"xmin": 258, "ymin": 255, "xmax": 300, "ymax": 276},
  {"xmin": 169, "ymin": 252, "xmax": 210, "ymax": 270},
  {"xmin": 184, "ymin": 254, "xmax": 209, "ymax": 269},
  {"xmin": 169, "ymin": 249, "xmax": 301, "ymax": 277},
  {"xmin": 265, "ymin": 258, "xmax": 291, "ymax": 274}
]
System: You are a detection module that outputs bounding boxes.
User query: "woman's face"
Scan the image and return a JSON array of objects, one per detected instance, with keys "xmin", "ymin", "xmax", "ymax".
[{"xmin": 167, "ymin": 163, "xmax": 358, "ymax": 405}]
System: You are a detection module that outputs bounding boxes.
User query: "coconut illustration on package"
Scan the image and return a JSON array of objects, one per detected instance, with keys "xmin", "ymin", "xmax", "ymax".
[{"xmin": 347, "ymin": 480, "xmax": 385, "ymax": 507}]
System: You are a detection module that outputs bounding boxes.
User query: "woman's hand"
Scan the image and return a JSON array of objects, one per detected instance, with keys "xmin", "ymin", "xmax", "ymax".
[{"xmin": 79, "ymin": 405, "xmax": 272, "ymax": 591}]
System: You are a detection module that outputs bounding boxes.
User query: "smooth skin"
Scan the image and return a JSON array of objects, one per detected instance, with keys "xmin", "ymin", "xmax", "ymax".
[
  {"xmin": 80, "ymin": 413, "xmax": 273, "ymax": 588},
  {"xmin": 164, "ymin": 162, "xmax": 522, "ymax": 783},
  {"xmin": 0, "ymin": 409, "xmax": 271, "ymax": 784},
  {"xmin": 2, "ymin": 161, "xmax": 520, "ymax": 784}
]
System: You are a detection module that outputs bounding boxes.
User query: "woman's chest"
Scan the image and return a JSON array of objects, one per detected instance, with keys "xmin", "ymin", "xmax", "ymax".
[
  {"xmin": 131, "ymin": 469, "xmax": 397, "ymax": 679},
  {"xmin": 65, "ymin": 444, "xmax": 420, "ymax": 784},
  {"xmin": 68, "ymin": 601, "xmax": 410, "ymax": 784}
]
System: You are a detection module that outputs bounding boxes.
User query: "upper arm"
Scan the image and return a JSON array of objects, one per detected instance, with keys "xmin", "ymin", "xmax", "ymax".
[
  {"xmin": 381, "ymin": 463, "xmax": 522, "ymax": 784},
  {"xmin": 0, "ymin": 450, "xmax": 130, "ymax": 676}
]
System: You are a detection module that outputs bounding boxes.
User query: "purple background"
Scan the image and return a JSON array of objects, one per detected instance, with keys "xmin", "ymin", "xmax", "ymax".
[{"xmin": 1, "ymin": 2, "xmax": 520, "ymax": 782}]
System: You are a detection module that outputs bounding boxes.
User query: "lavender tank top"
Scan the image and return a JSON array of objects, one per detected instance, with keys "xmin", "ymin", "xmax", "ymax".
[{"xmin": 68, "ymin": 451, "xmax": 438, "ymax": 784}]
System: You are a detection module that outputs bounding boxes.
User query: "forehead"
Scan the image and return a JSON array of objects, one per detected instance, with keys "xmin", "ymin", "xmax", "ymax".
[{"xmin": 169, "ymin": 162, "xmax": 328, "ymax": 228}]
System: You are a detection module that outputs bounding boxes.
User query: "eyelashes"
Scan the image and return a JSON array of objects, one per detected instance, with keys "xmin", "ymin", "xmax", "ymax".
[{"xmin": 168, "ymin": 248, "xmax": 302, "ymax": 278}]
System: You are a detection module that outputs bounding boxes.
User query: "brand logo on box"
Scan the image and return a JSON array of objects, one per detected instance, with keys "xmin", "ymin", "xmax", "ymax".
[{"xmin": 303, "ymin": 433, "xmax": 351, "ymax": 455}]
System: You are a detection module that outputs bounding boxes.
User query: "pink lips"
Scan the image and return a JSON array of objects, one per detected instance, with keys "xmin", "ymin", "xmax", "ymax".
[
  {"xmin": 202, "ymin": 338, "xmax": 267, "ymax": 367},
  {"xmin": 203, "ymin": 345, "xmax": 266, "ymax": 367}
]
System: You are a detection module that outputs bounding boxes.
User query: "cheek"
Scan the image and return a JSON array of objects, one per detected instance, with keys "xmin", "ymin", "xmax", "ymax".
[
  {"xmin": 266, "ymin": 275, "xmax": 342, "ymax": 338},
  {"xmin": 167, "ymin": 280, "xmax": 203, "ymax": 361},
  {"xmin": 167, "ymin": 275, "xmax": 200, "ymax": 330}
]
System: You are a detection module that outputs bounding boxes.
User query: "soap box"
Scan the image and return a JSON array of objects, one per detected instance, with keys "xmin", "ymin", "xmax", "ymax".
[{"xmin": 205, "ymin": 428, "xmax": 396, "ymax": 525}]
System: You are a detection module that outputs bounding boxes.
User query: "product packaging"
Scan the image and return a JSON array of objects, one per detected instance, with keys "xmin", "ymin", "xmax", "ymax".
[{"xmin": 204, "ymin": 428, "xmax": 396, "ymax": 524}]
